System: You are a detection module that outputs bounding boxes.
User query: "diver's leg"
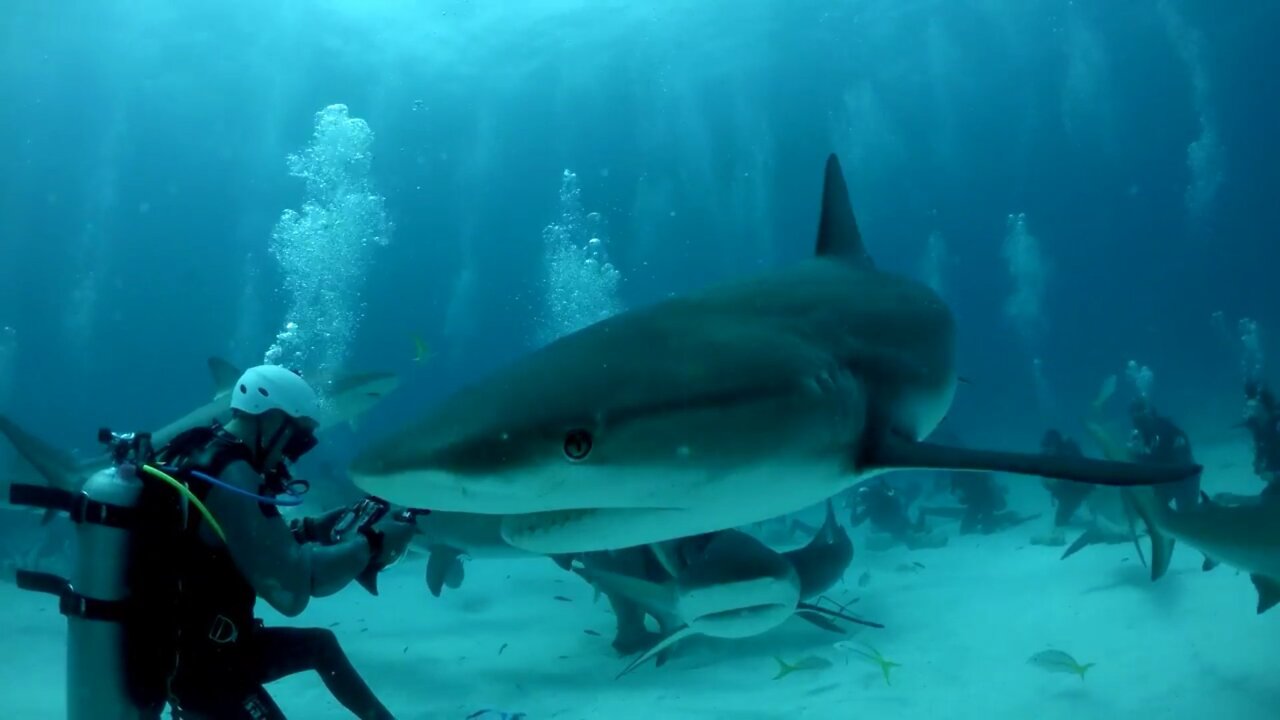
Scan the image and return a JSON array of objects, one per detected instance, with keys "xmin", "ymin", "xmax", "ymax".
[{"xmin": 255, "ymin": 626, "xmax": 395, "ymax": 720}]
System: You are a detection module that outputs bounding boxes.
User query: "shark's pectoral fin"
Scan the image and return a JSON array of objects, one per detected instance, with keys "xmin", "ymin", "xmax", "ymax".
[
  {"xmin": 426, "ymin": 546, "xmax": 464, "ymax": 597},
  {"xmin": 616, "ymin": 626, "xmax": 694, "ymax": 679},
  {"xmin": 1122, "ymin": 500, "xmax": 1149, "ymax": 569},
  {"xmin": 1060, "ymin": 529, "xmax": 1102, "ymax": 561},
  {"xmin": 207, "ymin": 357, "xmax": 242, "ymax": 394},
  {"xmin": 1250, "ymin": 575, "xmax": 1280, "ymax": 614},
  {"xmin": 865, "ymin": 435, "xmax": 1201, "ymax": 488},
  {"xmin": 1202, "ymin": 556, "xmax": 1220, "ymax": 572}
]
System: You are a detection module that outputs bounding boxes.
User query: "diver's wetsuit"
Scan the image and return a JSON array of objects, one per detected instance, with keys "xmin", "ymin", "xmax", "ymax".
[
  {"xmin": 950, "ymin": 471, "xmax": 1007, "ymax": 534},
  {"xmin": 1040, "ymin": 432, "xmax": 1092, "ymax": 527},
  {"xmin": 162, "ymin": 430, "xmax": 394, "ymax": 720},
  {"xmin": 850, "ymin": 480, "xmax": 914, "ymax": 540},
  {"xmin": 1129, "ymin": 409, "xmax": 1201, "ymax": 511}
]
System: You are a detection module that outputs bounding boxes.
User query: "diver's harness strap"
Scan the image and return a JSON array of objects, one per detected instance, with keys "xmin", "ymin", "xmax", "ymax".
[
  {"xmin": 7, "ymin": 484, "xmax": 139, "ymax": 529},
  {"xmin": 14, "ymin": 570, "xmax": 133, "ymax": 623}
]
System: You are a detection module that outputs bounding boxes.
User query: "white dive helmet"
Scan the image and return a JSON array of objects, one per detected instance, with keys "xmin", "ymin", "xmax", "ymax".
[{"xmin": 230, "ymin": 364, "xmax": 321, "ymax": 424}]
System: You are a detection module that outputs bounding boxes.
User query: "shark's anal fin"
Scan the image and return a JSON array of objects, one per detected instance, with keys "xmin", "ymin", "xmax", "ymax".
[
  {"xmin": 867, "ymin": 435, "xmax": 1202, "ymax": 488},
  {"xmin": 1250, "ymin": 575, "xmax": 1280, "ymax": 614},
  {"xmin": 208, "ymin": 357, "xmax": 242, "ymax": 394},
  {"xmin": 426, "ymin": 546, "xmax": 465, "ymax": 597},
  {"xmin": 815, "ymin": 154, "xmax": 873, "ymax": 268}
]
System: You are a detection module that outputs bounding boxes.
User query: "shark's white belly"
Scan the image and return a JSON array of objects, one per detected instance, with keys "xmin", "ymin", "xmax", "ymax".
[{"xmin": 498, "ymin": 458, "xmax": 858, "ymax": 553}]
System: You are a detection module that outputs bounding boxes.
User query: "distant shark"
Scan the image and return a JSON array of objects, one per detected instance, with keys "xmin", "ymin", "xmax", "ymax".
[
  {"xmin": 1131, "ymin": 481, "xmax": 1280, "ymax": 609},
  {"xmin": 0, "ymin": 357, "xmax": 399, "ymax": 499},
  {"xmin": 1129, "ymin": 488, "xmax": 1280, "ymax": 614},
  {"xmin": 572, "ymin": 515, "xmax": 873, "ymax": 678},
  {"xmin": 1080, "ymin": 419, "xmax": 1280, "ymax": 613},
  {"xmin": 350, "ymin": 154, "xmax": 1201, "ymax": 554}
]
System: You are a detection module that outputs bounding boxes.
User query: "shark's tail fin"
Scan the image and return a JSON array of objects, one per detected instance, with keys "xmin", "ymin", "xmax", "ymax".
[{"xmin": 0, "ymin": 415, "xmax": 87, "ymax": 503}]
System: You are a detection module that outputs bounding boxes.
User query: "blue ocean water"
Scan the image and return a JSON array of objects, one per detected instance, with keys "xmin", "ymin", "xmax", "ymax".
[{"xmin": 0, "ymin": 2, "xmax": 1277, "ymax": 718}]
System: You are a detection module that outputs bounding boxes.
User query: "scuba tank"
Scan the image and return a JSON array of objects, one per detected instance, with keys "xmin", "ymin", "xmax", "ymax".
[{"xmin": 7, "ymin": 429, "xmax": 164, "ymax": 720}]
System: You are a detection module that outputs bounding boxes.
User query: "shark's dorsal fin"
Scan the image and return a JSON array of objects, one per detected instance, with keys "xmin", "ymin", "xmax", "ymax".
[
  {"xmin": 208, "ymin": 357, "xmax": 242, "ymax": 394},
  {"xmin": 815, "ymin": 154, "xmax": 873, "ymax": 268}
]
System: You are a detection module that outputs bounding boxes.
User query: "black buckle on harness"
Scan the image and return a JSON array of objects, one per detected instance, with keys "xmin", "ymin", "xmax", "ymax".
[
  {"xmin": 7, "ymin": 484, "xmax": 138, "ymax": 529},
  {"xmin": 14, "ymin": 570, "xmax": 132, "ymax": 623}
]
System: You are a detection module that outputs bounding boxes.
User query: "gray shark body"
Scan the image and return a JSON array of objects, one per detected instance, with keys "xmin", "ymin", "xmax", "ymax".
[
  {"xmin": 351, "ymin": 154, "xmax": 1201, "ymax": 554},
  {"xmin": 1, "ymin": 357, "xmax": 399, "ymax": 499}
]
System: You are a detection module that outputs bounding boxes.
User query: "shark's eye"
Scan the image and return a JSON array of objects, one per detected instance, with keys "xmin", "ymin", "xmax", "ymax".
[{"xmin": 563, "ymin": 429, "xmax": 593, "ymax": 462}]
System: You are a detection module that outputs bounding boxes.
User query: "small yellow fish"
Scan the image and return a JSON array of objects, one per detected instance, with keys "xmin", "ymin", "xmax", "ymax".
[
  {"xmin": 1028, "ymin": 649, "xmax": 1095, "ymax": 680},
  {"xmin": 835, "ymin": 641, "xmax": 900, "ymax": 686},
  {"xmin": 773, "ymin": 655, "xmax": 832, "ymax": 680}
]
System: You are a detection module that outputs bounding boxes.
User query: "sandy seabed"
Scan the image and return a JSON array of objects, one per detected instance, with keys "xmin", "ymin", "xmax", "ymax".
[{"xmin": 1, "ymin": 439, "xmax": 1276, "ymax": 720}]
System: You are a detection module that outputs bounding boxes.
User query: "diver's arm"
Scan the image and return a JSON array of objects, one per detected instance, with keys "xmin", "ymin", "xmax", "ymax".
[{"xmin": 202, "ymin": 461, "xmax": 375, "ymax": 615}]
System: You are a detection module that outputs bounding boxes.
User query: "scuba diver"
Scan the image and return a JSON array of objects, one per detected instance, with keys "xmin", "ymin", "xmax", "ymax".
[
  {"xmin": 945, "ymin": 470, "xmax": 1039, "ymax": 535},
  {"xmin": 1039, "ymin": 430, "xmax": 1094, "ymax": 529},
  {"xmin": 157, "ymin": 365, "xmax": 414, "ymax": 720},
  {"xmin": 849, "ymin": 478, "xmax": 947, "ymax": 550},
  {"xmin": 1243, "ymin": 379, "xmax": 1280, "ymax": 494},
  {"xmin": 1127, "ymin": 398, "xmax": 1201, "ymax": 511}
]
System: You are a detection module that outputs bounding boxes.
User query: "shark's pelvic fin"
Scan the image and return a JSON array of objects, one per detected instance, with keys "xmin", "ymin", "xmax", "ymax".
[
  {"xmin": 207, "ymin": 357, "xmax": 242, "ymax": 394},
  {"xmin": 426, "ymin": 545, "xmax": 465, "ymax": 597},
  {"xmin": 866, "ymin": 435, "xmax": 1202, "ymax": 488},
  {"xmin": 815, "ymin": 154, "xmax": 873, "ymax": 268},
  {"xmin": 616, "ymin": 626, "xmax": 694, "ymax": 679},
  {"xmin": 1250, "ymin": 574, "xmax": 1280, "ymax": 614},
  {"xmin": 1124, "ymin": 489, "xmax": 1176, "ymax": 581}
]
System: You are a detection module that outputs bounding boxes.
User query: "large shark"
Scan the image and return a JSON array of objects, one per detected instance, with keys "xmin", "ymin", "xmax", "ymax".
[
  {"xmin": 350, "ymin": 154, "xmax": 1201, "ymax": 554},
  {"xmin": 1, "ymin": 357, "xmax": 399, "ymax": 499}
]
